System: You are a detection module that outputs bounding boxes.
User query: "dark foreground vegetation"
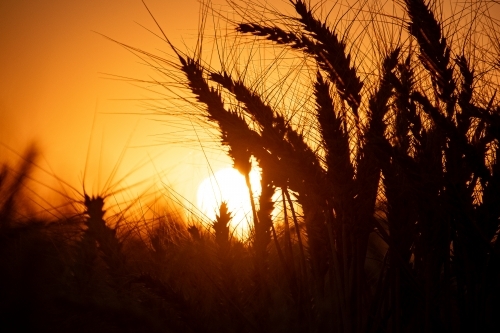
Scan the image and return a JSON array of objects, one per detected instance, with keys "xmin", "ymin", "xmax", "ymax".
[{"xmin": 1, "ymin": 0, "xmax": 500, "ymax": 332}]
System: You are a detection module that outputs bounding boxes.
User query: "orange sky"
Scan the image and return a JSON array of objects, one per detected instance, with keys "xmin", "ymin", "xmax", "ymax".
[
  {"xmin": 1, "ymin": 0, "xmax": 198, "ymax": 146},
  {"xmin": 1, "ymin": 0, "xmax": 498, "ymax": 219},
  {"xmin": 0, "ymin": 0, "xmax": 228, "ymax": 212},
  {"xmin": 0, "ymin": 0, "xmax": 296, "ymax": 222}
]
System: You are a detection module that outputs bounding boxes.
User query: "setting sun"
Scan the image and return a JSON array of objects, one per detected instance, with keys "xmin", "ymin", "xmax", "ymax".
[{"xmin": 196, "ymin": 167, "xmax": 261, "ymax": 236}]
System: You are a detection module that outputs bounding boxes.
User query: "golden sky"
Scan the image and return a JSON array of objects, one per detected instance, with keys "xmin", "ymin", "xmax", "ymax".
[
  {"xmin": 0, "ymin": 0, "xmax": 296, "ymax": 222},
  {"xmin": 0, "ymin": 0, "xmax": 196, "ymax": 145},
  {"xmin": 1, "ymin": 0, "xmax": 498, "ymax": 219},
  {"xmin": 0, "ymin": 0, "xmax": 219, "ymax": 209}
]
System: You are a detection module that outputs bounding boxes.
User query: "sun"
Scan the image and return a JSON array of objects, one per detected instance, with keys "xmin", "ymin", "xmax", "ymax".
[{"xmin": 196, "ymin": 167, "xmax": 261, "ymax": 236}]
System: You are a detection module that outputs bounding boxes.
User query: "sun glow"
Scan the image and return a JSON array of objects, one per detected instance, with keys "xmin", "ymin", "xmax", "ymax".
[{"xmin": 196, "ymin": 167, "xmax": 261, "ymax": 236}]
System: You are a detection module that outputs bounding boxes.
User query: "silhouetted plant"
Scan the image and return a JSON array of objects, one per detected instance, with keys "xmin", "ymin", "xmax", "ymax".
[
  {"xmin": 144, "ymin": 0, "xmax": 500, "ymax": 331},
  {"xmin": 1, "ymin": 1, "xmax": 499, "ymax": 332}
]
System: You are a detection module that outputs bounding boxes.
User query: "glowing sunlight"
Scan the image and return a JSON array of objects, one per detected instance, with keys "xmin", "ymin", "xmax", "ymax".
[{"xmin": 196, "ymin": 167, "xmax": 261, "ymax": 236}]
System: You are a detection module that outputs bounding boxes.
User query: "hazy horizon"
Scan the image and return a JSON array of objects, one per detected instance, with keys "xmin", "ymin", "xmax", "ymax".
[{"xmin": 0, "ymin": 0, "xmax": 242, "ymax": 211}]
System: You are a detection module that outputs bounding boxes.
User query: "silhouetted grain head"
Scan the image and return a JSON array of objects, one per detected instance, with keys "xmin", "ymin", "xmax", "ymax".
[
  {"xmin": 254, "ymin": 171, "xmax": 274, "ymax": 258},
  {"xmin": 291, "ymin": 0, "xmax": 363, "ymax": 114},
  {"xmin": 237, "ymin": 22, "xmax": 307, "ymax": 48},
  {"xmin": 84, "ymin": 194, "xmax": 105, "ymax": 223},
  {"xmin": 314, "ymin": 72, "xmax": 356, "ymax": 214},
  {"xmin": 456, "ymin": 55, "xmax": 488, "ymax": 146},
  {"xmin": 188, "ymin": 224, "xmax": 202, "ymax": 242},
  {"xmin": 210, "ymin": 71, "xmax": 275, "ymax": 130},
  {"xmin": 82, "ymin": 193, "xmax": 126, "ymax": 278},
  {"xmin": 213, "ymin": 201, "xmax": 232, "ymax": 250},
  {"xmin": 404, "ymin": 0, "xmax": 455, "ymax": 105},
  {"xmin": 392, "ymin": 52, "xmax": 422, "ymax": 153},
  {"xmin": 368, "ymin": 48, "xmax": 400, "ymax": 126}
]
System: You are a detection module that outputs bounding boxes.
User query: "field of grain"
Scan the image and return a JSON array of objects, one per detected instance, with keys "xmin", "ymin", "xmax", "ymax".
[{"xmin": 1, "ymin": 1, "xmax": 499, "ymax": 332}]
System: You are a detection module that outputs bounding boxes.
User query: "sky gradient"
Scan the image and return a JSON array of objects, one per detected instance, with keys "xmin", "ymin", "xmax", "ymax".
[
  {"xmin": 1, "ymin": 0, "xmax": 498, "ymax": 216},
  {"xmin": 0, "ymin": 0, "xmax": 214, "ymax": 208}
]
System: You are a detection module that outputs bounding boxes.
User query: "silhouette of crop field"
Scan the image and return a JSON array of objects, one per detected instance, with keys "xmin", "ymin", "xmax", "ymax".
[{"xmin": 1, "ymin": 1, "xmax": 499, "ymax": 332}]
